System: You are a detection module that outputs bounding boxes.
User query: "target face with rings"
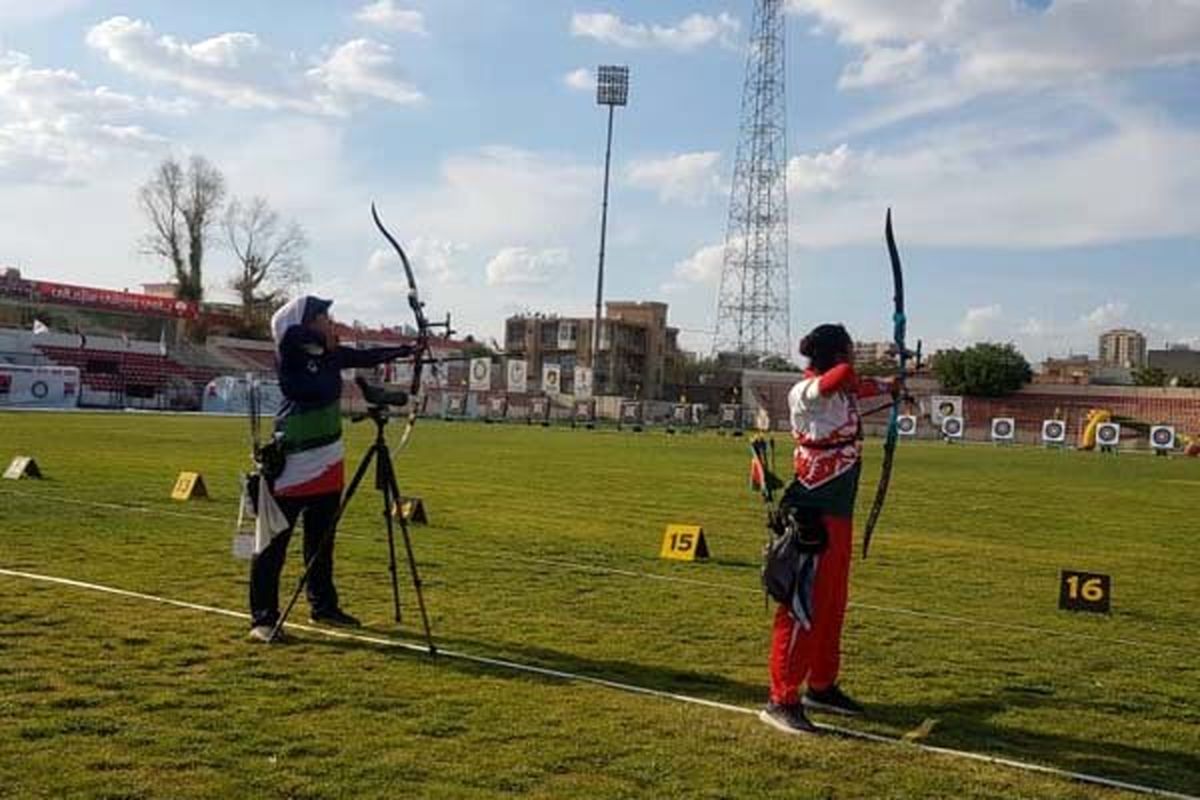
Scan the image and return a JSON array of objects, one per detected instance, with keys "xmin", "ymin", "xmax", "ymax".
[
  {"xmin": 942, "ymin": 417, "xmax": 963, "ymax": 437},
  {"xmin": 1097, "ymin": 424, "xmax": 1120, "ymax": 444},
  {"xmin": 897, "ymin": 415, "xmax": 917, "ymax": 435},
  {"xmin": 993, "ymin": 419, "xmax": 1014, "ymax": 438},
  {"xmin": 31, "ymin": 380, "xmax": 49, "ymax": 398},
  {"xmin": 1043, "ymin": 421, "xmax": 1065, "ymax": 441},
  {"xmin": 472, "ymin": 361, "xmax": 487, "ymax": 378},
  {"xmin": 1151, "ymin": 426, "xmax": 1175, "ymax": 448}
]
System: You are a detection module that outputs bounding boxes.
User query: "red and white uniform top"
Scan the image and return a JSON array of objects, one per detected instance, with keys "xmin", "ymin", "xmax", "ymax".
[{"xmin": 788, "ymin": 364, "xmax": 886, "ymax": 489}]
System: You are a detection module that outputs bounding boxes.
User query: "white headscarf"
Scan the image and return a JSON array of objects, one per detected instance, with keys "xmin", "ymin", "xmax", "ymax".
[
  {"xmin": 270, "ymin": 296, "xmax": 331, "ymax": 350},
  {"xmin": 270, "ymin": 296, "xmax": 306, "ymax": 348}
]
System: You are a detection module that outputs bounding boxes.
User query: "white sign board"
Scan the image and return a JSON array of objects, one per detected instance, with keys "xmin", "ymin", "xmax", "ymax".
[
  {"xmin": 0, "ymin": 365, "xmax": 80, "ymax": 409},
  {"xmin": 506, "ymin": 360, "xmax": 528, "ymax": 393},
  {"xmin": 573, "ymin": 366, "xmax": 593, "ymax": 398},
  {"xmin": 556, "ymin": 322, "xmax": 576, "ymax": 351},
  {"xmin": 931, "ymin": 395, "xmax": 963, "ymax": 425},
  {"xmin": 542, "ymin": 364, "xmax": 561, "ymax": 394},
  {"xmin": 469, "ymin": 358, "xmax": 492, "ymax": 392}
]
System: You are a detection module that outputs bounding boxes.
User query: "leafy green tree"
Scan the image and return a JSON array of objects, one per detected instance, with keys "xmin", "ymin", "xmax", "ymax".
[
  {"xmin": 1132, "ymin": 366, "xmax": 1168, "ymax": 387},
  {"xmin": 758, "ymin": 354, "xmax": 802, "ymax": 373},
  {"xmin": 932, "ymin": 343, "xmax": 1032, "ymax": 397}
]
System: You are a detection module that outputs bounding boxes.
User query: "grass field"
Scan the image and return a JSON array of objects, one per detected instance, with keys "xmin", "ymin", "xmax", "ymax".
[{"xmin": 1, "ymin": 410, "xmax": 1198, "ymax": 799}]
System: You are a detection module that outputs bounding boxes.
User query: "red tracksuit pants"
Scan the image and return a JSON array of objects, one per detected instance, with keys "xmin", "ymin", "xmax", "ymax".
[{"xmin": 768, "ymin": 513, "xmax": 853, "ymax": 705}]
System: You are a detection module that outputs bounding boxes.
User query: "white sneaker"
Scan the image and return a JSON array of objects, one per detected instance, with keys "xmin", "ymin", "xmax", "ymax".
[{"xmin": 247, "ymin": 625, "xmax": 286, "ymax": 643}]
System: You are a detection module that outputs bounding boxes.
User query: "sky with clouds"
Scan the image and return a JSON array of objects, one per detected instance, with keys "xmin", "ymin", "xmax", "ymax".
[{"xmin": 1, "ymin": 0, "xmax": 1198, "ymax": 360}]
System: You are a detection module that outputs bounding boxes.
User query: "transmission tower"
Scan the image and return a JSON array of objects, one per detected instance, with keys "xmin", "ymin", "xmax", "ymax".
[{"xmin": 713, "ymin": 0, "xmax": 790, "ymax": 363}]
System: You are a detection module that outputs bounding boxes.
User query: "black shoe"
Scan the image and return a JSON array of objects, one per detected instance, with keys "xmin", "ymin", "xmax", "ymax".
[
  {"xmin": 247, "ymin": 625, "xmax": 290, "ymax": 644},
  {"xmin": 758, "ymin": 702, "xmax": 818, "ymax": 735},
  {"xmin": 803, "ymin": 684, "xmax": 864, "ymax": 717},
  {"xmin": 309, "ymin": 608, "xmax": 361, "ymax": 628}
]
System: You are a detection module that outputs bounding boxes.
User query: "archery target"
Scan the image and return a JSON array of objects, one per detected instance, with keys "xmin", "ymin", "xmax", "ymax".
[
  {"xmin": 897, "ymin": 415, "xmax": 917, "ymax": 436},
  {"xmin": 991, "ymin": 417, "xmax": 1016, "ymax": 441},
  {"xmin": 542, "ymin": 364, "xmax": 561, "ymax": 393},
  {"xmin": 469, "ymin": 358, "xmax": 491, "ymax": 391},
  {"xmin": 941, "ymin": 415, "xmax": 964, "ymax": 439},
  {"xmin": 1042, "ymin": 419, "xmax": 1066, "ymax": 444},
  {"xmin": 1151, "ymin": 425, "xmax": 1176, "ymax": 450},
  {"xmin": 1096, "ymin": 422, "xmax": 1121, "ymax": 448}
]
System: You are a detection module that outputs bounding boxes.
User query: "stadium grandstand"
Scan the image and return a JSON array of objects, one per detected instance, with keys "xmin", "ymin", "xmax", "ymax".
[{"xmin": 0, "ymin": 267, "xmax": 469, "ymax": 412}]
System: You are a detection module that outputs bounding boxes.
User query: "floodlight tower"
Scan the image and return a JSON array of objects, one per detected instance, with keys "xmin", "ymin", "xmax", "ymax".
[
  {"xmin": 591, "ymin": 65, "xmax": 629, "ymax": 392},
  {"xmin": 713, "ymin": 0, "xmax": 790, "ymax": 364}
]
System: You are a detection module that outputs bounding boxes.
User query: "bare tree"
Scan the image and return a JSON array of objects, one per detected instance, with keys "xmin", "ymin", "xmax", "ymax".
[
  {"xmin": 138, "ymin": 155, "xmax": 226, "ymax": 304},
  {"xmin": 224, "ymin": 196, "xmax": 309, "ymax": 330}
]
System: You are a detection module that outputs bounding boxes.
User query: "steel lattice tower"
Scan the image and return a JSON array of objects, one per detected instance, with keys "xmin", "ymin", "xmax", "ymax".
[{"xmin": 713, "ymin": 0, "xmax": 790, "ymax": 363}]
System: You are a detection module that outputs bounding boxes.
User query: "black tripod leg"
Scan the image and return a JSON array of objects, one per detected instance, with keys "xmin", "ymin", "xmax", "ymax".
[
  {"xmin": 377, "ymin": 451, "xmax": 403, "ymax": 625},
  {"xmin": 379, "ymin": 450, "xmax": 436, "ymax": 655},
  {"xmin": 270, "ymin": 443, "xmax": 377, "ymax": 641}
]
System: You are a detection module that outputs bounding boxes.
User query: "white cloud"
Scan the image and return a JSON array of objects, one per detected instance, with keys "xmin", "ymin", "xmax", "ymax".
[
  {"xmin": 403, "ymin": 146, "xmax": 597, "ymax": 246},
  {"xmin": 959, "ymin": 304, "xmax": 1003, "ymax": 338},
  {"xmin": 485, "ymin": 247, "xmax": 569, "ymax": 286},
  {"xmin": 787, "ymin": 143, "xmax": 858, "ymax": 194},
  {"xmin": 0, "ymin": 0, "xmax": 88, "ymax": 24},
  {"xmin": 354, "ymin": 1, "xmax": 427, "ymax": 35},
  {"xmin": 408, "ymin": 237, "xmax": 469, "ymax": 284},
  {"xmin": 86, "ymin": 17, "xmax": 421, "ymax": 115},
  {"xmin": 839, "ymin": 42, "xmax": 928, "ymax": 89},
  {"xmin": 563, "ymin": 68, "xmax": 593, "ymax": 92},
  {"xmin": 309, "ymin": 39, "xmax": 423, "ymax": 107},
  {"xmin": 570, "ymin": 12, "xmax": 740, "ymax": 52},
  {"xmin": 788, "ymin": 0, "xmax": 1200, "ymax": 124},
  {"xmin": 626, "ymin": 151, "xmax": 722, "ymax": 205},
  {"xmin": 1082, "ymin": 302, "xmax": 1129, "ymax": 329},
  {"xmin": 785, "ymin": 111, "xmax": 1200, "ymax": 248},
  {"xmin": 365, "ymin": 238, "xmax": 465, "ymax": 290},
  {"xmin": 1019, "ymin": 318, "xmax": 1047, "ymax": 338},
  {"xmin": 671, "ymin": 242, "xmax": 725, "ymax": 286},
  {"xmin": 0, "ymin": 49, "xmax": 169, "ymax": 183}
]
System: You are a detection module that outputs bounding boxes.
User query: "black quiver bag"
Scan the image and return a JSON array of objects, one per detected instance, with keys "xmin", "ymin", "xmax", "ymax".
[
  {"xmin": 255, "ymin": 438, "xmax": 286, "ymax": 482},
  {"xmin": 762, "ymin": 503, "xmax": 828, "ymax": 606}
]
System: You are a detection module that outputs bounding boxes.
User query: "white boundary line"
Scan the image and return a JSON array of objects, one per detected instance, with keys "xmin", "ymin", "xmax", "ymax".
[
  {"xmin": 0, "ymin": 566, "xmax": 1195, "ymax": 800},
  {"xmin": 1, "ymin": 487, "xmax": 1190, "ymax": 654}
]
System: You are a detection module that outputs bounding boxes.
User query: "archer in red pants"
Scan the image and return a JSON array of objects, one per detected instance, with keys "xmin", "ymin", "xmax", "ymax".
[{"xmin": 760, "ymin": 323, "xmax": 895, "ymax": 735}]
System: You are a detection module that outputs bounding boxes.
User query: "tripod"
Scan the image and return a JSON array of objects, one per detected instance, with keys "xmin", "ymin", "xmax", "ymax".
[{"xmin": 270, "ymin": 393, "xmax": 436, "ymax": 654}]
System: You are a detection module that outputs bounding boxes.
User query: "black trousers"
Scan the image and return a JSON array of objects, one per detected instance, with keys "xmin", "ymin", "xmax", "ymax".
[{"xmin": 249, "ymin": 491, "xmax": 342, "ymax": 627}]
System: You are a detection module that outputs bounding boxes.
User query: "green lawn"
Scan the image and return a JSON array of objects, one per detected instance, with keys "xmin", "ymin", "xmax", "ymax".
[{"xmin": 1, "ymin": 411, "xmax": 1198, "ymax": 799}]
